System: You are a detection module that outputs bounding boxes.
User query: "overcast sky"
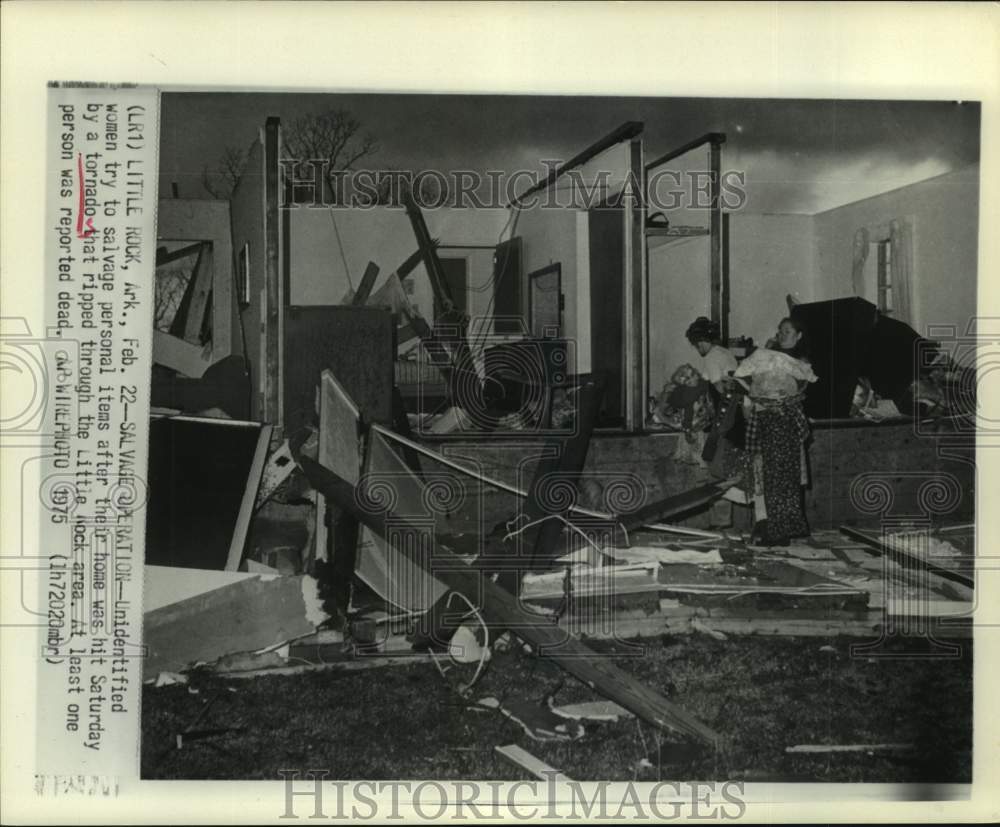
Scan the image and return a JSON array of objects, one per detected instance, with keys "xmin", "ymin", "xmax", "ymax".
[{"xmin": 159, "ymin": 92, "xmax": 980, "ymax": 214}]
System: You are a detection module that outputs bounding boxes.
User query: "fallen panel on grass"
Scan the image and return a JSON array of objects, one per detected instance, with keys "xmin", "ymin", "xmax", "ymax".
[
  {"xmin": 297, "ymin": 453, "xmax": 720, "ymax": 745},
  {"xmin": 142, "ymin": 574, "xmax": 326, "ymax": 680}
]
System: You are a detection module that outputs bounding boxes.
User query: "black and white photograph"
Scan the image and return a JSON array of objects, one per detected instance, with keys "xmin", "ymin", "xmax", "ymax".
[
  {"xmin": 141, "ymin": 91, "xmax": 978, "ymax": 787},
  {"xmin": 3, "ymin": 3, "xmax": 999, "ymax": 824}
]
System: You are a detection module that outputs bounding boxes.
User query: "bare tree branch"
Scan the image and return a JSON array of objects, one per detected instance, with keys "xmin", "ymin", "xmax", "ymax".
[
  {"xmin": 201, "ymin": 145, "xmax": 248, "ymax": 199},
  {"xmin": 282, "ymin": 109, "xmax": 380, "ymax": 203}
]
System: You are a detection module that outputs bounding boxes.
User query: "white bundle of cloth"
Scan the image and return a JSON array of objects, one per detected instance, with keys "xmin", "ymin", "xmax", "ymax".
[{"xmin": 734, "ymin": 348, "xmax": 816, "ymax": 401}]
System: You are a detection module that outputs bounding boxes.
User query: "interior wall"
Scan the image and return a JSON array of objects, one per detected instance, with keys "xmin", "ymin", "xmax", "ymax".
[
  {"xmin": 812, "ymin": 165, "xmax": 980, "ymax": 336},
  {"xmin": 516, "ymin": 204, "xmax": 582, "ymax": 373},
  {"xmin": 229, "ymin": 134, "xmax": 267, "ymax": 420},
  {"xmin": 287, "ymin": 206, "xmax": 509, "ymax": 310},
  {"xmin": 509, "ymin": 140, "xmax": 635, "ymax": 381},
  {"xmin": 727, "ymin": 212, "xmax": 816, "ymax": 345},
  {"xmin": 648, "ymin": 235, "xmax": 710, "ymax": 391}
]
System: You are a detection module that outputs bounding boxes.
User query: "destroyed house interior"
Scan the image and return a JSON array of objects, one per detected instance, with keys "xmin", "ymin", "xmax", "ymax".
[{"xmin": 142, "ymin": 98, "xmax": 979, "ymax": 783}]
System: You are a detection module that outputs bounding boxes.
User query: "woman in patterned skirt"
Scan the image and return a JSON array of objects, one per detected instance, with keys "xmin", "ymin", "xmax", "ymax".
[{"xmin": 734, "ymin": 346, "xmax": 817, "ymax": 547}]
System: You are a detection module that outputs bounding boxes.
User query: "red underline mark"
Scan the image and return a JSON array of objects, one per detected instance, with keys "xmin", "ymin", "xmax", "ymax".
[{"xmin": 76, "ymin": 153, "xmax": 95, "ymax": 239}]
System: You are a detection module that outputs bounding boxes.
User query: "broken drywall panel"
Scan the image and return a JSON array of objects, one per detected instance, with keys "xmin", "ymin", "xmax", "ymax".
[
  {"xmin": 144, "ymin": 565, "xmax": 278, "ymax": 613},
  {"xmin": 244, "ymin": 559, "xmax": 282, "ymax": 575},
  {"xmin": 142, "ymin": 574, "xmax": 326, "ymax": 679}
]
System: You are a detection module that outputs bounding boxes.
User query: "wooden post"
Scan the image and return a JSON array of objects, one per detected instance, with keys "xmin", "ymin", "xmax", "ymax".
[
  {"xmin": 722, "ymin": 212, "xmax": 731, "ymax": 342},
  {"xmin": 264, "ymin": 117, "xmax": 282, "ymax": 429},
  {"xmin": 624, "ymin": 137, "xmax": 646, "ymax": 432},
  {"xmin": 709, "ymin": 137, "xmax": 723, "ymax": 334}
]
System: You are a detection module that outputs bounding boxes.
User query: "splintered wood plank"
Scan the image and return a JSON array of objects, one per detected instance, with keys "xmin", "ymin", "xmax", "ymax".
[
  {"xmin": 298, "ymin": 455, "xmax": 720, "ymax": 745},
  {"xmin": 495, "ymin": 744, "xmax": 572, "ymax": 782}
]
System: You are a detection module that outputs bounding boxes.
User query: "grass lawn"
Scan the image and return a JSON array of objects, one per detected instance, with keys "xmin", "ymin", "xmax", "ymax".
[{"xmin": 141, "ymin": 633, "xmax": 972, "ymax": 783}]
